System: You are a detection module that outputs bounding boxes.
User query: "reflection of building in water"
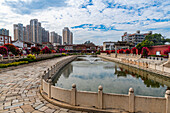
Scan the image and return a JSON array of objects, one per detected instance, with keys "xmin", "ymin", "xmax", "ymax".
[
  {"xmin": 117, "ymin": 63, "xmax": 170, "ymax": 88},
  {"xmin": 114, "ymin": 65, "xmax": 127, "ymax": 77},
  {"xmin": 63, "ymin": 64, "xmax": 73, "ymax": 78}
]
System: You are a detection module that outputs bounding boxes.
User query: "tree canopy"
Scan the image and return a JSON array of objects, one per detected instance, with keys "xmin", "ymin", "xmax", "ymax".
[
  {"xmin": 136, "ymin": 33, "xmax": 170, "ymax": 49},
  {"xmin": 145, "ymin": 33, "xmax": 165, "ymax": 45}
]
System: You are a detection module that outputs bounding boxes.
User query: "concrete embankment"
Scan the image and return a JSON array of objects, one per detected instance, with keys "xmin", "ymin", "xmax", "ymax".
[{"xmin": 98, "ymin": 55, "xmax": 170, "ymax": 78}]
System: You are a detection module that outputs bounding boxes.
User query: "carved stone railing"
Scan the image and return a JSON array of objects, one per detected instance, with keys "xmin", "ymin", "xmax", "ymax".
[{"xmin": 40, "ymin": 55, "xmax": 170, "ymax": 113}]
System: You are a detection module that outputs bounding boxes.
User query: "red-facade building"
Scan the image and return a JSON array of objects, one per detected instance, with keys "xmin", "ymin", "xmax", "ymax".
[
  {"xmin": 0, "ymin": 35, "xmax": 12, "ymax": 45},
  {"xmin": 148, "ymin": 45, "xmax": 170, "ymax": 55}
]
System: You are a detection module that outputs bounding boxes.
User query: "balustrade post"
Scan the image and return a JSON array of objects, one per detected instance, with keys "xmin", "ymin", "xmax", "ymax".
[
  {"xmin": 49, "ymin": 68, "xmax": 52, "ymax": 77},
  {"xmin": 48, "ymin": 79, "xmax": 52, "ymax": 98},
  {"xmin": 47, "ymin": 68, "xmax": 50, "ymax": 78},
  {"xmin": 51, "ymin": 66, "xmax": 53, "ymax": 75},
  {"xmin": 41, "ymin": 72, "xmax": 45, "ymax": 90},
  {"xmin": 162, "ymin": 65, "xmax": 164, "ymax": 73},
  {"xmin": 98, "ymin": 85, "xmax": 103, "ymax": 109},
  {"xmin": 165, "ymin": 90, "xmax": 170, "ymax": 113},
  {"xmin": 8, "ymin": 55, "xmax": 10, "ymax": 60},
  {"xmin": 1, "ymin": 56, "xmax": 3, "ymax": 61},
  {"xmin": 129, "ymin": 88, "xmax": 135, "ymax": 112},
  {"xmin": 71, "ymin": 84, "xmax": 77, "ymax": 106},
  {"xmin": 53, "ymin": 65, "xmax": 55, "ymax": 74}
]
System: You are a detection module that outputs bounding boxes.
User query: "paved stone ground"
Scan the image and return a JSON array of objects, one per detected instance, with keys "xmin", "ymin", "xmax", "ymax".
[{"xmin": 0, "ymin": 56, "xmax": 90, "ymax": 113}]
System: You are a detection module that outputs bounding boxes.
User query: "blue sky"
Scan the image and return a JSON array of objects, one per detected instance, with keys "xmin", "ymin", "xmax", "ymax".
[{"xmin": 0, "ymin": 0, "xmax": 170, "ymax": 45}]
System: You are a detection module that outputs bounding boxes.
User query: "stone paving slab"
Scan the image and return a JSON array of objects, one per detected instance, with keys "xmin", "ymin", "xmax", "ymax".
[{"xmin": 0, "ymin": 56, "xmax": 125, "ymax": 113}]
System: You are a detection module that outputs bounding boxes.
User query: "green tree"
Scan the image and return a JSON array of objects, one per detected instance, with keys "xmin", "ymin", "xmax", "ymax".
[
  {"xmin": 165, "ymin": 38, "xmax": 170, "ymax": 43},
  {"xmin": 136, "ymin": 43, "xmax": 142, "ymax": 50},
  {"xmin": 145, "ymin": 33, "xmax": 165, "ymax": 45},
  {"xmin": 141, "ymin": 40, "xmax": 154, "ymax": 47}
]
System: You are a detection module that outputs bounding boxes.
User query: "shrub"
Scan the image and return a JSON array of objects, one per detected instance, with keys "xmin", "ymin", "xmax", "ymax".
[
  {"xmin": 51, "ymin": 50, "xmax": 56, "ymax": 53},
  {"xmin": 60, "ymin": 48, "xmax": 65, "ymax": 53},
  {"xmin": 105, "ymin": 50, "xmax": 110, "ymax": 54},
  {"xmin": 96, "ymin": 50, "xmax": 100, "ymax": 54},
  {"xmin": 0, "ymin": 61, "xmax": 28, "ymax": 68},
  {"xmin": 23, "ymin": 48, "xmax": 30, "ymax": 54},
  {"xmin": 101, "ymin": 51, "xmax": 106, "ymax": 53},
  {"xmin": 118, "ymin": 49, "xmax": 124, "ymax": 53},
  {"xmin": 0, "ymin": 46, "xmax": 8, "ymax": 55},
  {"xmin": 27, "ymin": 54, "xmax": 36, "ymax": 60},
  {"xmin": 111, "ymin": 50, "xmax": 115, "ymax": 53},
  {"xmin": 4, "ymin": 44, "xmax": 19, "ymax": 55},
  {"xmin": 15, "ymin": 47, "xmax": 20, "ymax": 56},
  {"xmin": 142, "ymin": 47, "xmax": 149, "ymax": 57},
  {"xmin": 132, "ymin": 47, "xmax": 137, "ymax": 54},
  {"xmin": 61, "ymin": 53, "xmax": 66, "ymax": 56},
  {"xmin": 125, "ymin": 49, "xmax": 131, "ymax": 54},
  {"xmin": 31, "ymin": 47, "xmax": 40, "ymax": 54},
  {"xmin": 41, "ymin": 46, "xmax": 51, "ymax": 54}
]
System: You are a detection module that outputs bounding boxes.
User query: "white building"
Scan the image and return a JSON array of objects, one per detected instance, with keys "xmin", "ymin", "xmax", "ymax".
[
  {"xmin": 103, "ymin": 41, "xmax": 116, "ymax": 51},
  {"xmin": 122, "ymin": 30, "xmax": 152, "ymax": 46}
]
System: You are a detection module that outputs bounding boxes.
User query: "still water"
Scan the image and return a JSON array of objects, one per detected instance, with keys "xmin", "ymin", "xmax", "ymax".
[{"xmin": 53, "ymin": 56, "xmax": 170, "ymax": 97}]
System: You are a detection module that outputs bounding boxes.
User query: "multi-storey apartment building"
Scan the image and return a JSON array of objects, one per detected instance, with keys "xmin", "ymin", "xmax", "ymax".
[
  {"xmin": 57, "ymin": 35, "xmax": 62, "ymax": 45},
  {"xmin": 30, "ymin": 19, "xmax": 38, "ymax": 43},
  {"xmin": 63, "ymin": 27, "xmax": 73, "ymax": 45},
  {"xmin": 50, "ymin": 32, "xmax": 62, "ymax": 46},
  {"xmin": 23, "ymin": 27, "xmax": 27, "ymax": 42},
  {"xmin": 122, "ymin": 30, "xmax": 152, "ymax": 46},
  {"xmin": 26, "ymin": 25, "xmax": 31, "ymax": 42},
  {"xmin": 42, "ymin": 28, "xmax": 49, "ymax": 43},
  {"xmin": 0, "ymin": 28, "xmax": 9, "ymax": 36},
  {"xmin": 13, "ymin": 19, "xmax": 60, "ymax": 47},
  {"xmin": 0, "ymin": 28, "xmax": 11, "ymax": 45},
  {"xmin": 70, "ymin": 32, "xmax": 73, "ymax": 44},
  {"xmin": 14, "ymin": 23, "xmax": 24, "ymax": 41}
]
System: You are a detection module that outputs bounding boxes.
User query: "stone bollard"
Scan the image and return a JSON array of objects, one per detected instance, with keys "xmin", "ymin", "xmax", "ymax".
[
  {"xmin": 98, "ymin": 85, "xmax": 103, "ymax": 109},
  {"xmin": 8, "ymin": 55, "xmax": 10, "ymax": 60},
  {"xmin": 51, "ymin": 66, "xmax": 53, "ymax": 75},
  {"xmin": 53, "ymin": 65, "xmax": 55, "ymax": 75},
  {"xmin": 0, "ymin": 56, "xmax": 3, "ymax": 61},
  {"xmin": 41, "ymin": 73, "xmax": 45, "ymax": 90},
  {"xmin": 49, "ymin": 68, "xmax": 52, "ymax": 77},
  {"xmin": 71, "ymin": 84, "xmax": 77, "ymax": 106},
  {"xmin": 165, "ymin": 90, "xmax": 170, "ymax": 113},
  {"xmin": 48, "ymin": 79, "xmax": 52, "ymax": 98},
  {"xmin": 162, "ymin": 65, "xmax": 164, "ymax": 73},
  {"xmin": 47, "ymin": 68, "xmax": 50, "ymax": 79},
  {"xmin": 129, "ymin": 88, "xmax": 135, "ymax": 112}
]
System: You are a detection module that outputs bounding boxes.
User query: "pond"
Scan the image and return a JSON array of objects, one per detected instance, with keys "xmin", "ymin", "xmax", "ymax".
[{"xmin": 53, "ymin": 56, "xmax": 170, "ymax": 97}]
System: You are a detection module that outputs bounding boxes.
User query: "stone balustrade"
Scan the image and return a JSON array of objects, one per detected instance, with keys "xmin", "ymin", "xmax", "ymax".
[
  {"xmin": 121, "ymin": 57, "xmax": 170, "ymax": 73},
  {"xmin": 110, "ymin": 53, "xmax": 141, "ymax": 59},
  {"xmin": 0, "ymin": 53, "xmax": 61, "ymax": 62},
  {"xmin": 40, "ymin": 55, "xmax": 170, "ymax": 113},
  {"xmin": 100, "ymin": 53, "xmax": 107, "ymax": 56}
]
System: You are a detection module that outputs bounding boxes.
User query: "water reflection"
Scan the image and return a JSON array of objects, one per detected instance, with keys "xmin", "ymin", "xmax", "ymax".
[
  {"xmin": 53, "ymin": 56, "xmax": 170, "ymax": 97},
  {"xmin": 115, "ymin": 63, "xmax": 170, "ymax": 89}
]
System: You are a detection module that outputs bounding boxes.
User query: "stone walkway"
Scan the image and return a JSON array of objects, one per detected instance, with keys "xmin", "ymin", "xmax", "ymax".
[{"xmin": 0, "ymin": 56, "xmax": 88, "ymax": 113}]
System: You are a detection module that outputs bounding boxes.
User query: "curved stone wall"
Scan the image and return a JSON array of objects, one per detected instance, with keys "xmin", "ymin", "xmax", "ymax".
[{"xmin": 40, "ymin": 55, "xmax": 170, "ymax": 113}]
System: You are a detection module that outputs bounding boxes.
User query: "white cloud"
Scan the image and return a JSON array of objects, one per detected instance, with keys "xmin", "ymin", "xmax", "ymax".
[{"xmin": 0, "ymin": 0, "xmax": 169, "ymax": 45}]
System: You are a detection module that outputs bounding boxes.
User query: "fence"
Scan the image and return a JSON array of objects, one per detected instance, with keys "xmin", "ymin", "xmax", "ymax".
[
  {"xmin": 41, "ymin": 55, "xmax": 170, "ymax": 113},
  {"xmin": 0, "ymin": 53, "xmax": 61, "ymax": 62},
  {"xmin": 121, "ymin": 58, "xmax": 170, "ymax": 73}
]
